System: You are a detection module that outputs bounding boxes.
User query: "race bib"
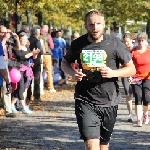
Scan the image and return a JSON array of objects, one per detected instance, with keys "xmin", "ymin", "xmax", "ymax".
[{"xmin": 80, "ymin": 50, "xmax": 107, "ymax": 69}]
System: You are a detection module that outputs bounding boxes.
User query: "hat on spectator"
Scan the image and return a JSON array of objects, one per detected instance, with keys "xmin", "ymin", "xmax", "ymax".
[
  {"xmin": 19, "ymin": 32, "xmax": 26, "ymax": 35},
  {"xmin": 17, "ymin": 30, "xmax": 26, "ymax": 35}
]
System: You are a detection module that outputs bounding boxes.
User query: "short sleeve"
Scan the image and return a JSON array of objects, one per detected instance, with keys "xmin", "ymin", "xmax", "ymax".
[
  {"xmin": 13, "ymin": 50, "xmax": 26, "ymax": 60},
  {"xmin": 63, "ymin": 39, "xmax": 66, "ymax": 48},
  {"xmin": 116, "ymin": 40, "xmax": 132, "ymax": 65},
  {"xmin": 0, "ymin": 41, "xmax": 4, "ymax": 56},
  {"xmin": 64, "ymin": 42, "xmax": 78, "ymax": 63},
  {"xmin": 64, "ymin": 34, "xmax": 89, "ymax": 64},
  {"xmin": 40, "ymin": 39, "xmax": 43, "ymax": 45},
  {"xmin": 36, "ymin": 40, "xmax": 43, "ymax": 54}
]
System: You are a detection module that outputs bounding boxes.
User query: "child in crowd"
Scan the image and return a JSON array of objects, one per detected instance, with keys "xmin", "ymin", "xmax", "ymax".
[
  {"xmin": 43, "ymin": 59, "xmax": 66, "ymax": 86},
  {"xmin": 52, "ymin": 59, "xmax": 66, "ymax": 86}
]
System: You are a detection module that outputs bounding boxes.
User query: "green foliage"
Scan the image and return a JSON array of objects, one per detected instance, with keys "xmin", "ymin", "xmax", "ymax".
[{"xmin": 1, "ymin": 0, "xmax": 150, "ymax": 32}]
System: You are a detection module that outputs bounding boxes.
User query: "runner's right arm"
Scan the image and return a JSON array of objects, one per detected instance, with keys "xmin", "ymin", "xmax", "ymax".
[{"xmin": 61, "ymin": 59, "xmax": 86, "ymax": 81}]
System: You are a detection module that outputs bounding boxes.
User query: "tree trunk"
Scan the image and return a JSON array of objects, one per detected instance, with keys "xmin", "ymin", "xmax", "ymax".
[{"xmin": 146, "ymin": 20, "xmax": 150, "ymax": 39}]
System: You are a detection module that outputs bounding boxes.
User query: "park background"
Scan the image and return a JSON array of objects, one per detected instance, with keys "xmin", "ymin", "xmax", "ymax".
[{"xmin": 0, "ymin": 0, "xmax": 150, "ymax": 40}]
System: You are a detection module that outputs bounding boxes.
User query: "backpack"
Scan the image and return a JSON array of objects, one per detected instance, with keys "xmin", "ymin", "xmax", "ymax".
[{"xmin": 40, "ymin": 34, "xmax": 49, "ymax": 53}]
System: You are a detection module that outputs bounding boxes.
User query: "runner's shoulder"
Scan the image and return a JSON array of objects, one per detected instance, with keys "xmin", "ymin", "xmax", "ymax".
[
  {"xmin": 105, "ymin": 33, "xmax": 119, "ymax": 41},
  {"xmin": 71, "ymin": 34, "xmax": 88, "ymax": 47},
  {"xmin": 104, "ymin": 34, "xmax": 122, "ymax": 46}
]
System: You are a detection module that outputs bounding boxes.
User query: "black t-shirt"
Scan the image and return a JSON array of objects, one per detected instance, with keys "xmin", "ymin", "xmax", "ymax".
[
  {"xmin": 64, "ymin": 33, "xmax": 132, "ymax": 107},
  {"xmin": 28, "ymin": 36, "xmax": 43, "ymax": 67},
  {"xmin": 28, "ymin": 36, "xmax": 43, "ymax": 55},
  {"xmin": 12, "ymin": 48, "xmax": 30, "ymax": 66}
]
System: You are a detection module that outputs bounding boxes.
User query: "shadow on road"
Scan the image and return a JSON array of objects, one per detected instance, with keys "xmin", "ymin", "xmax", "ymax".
[{"xmin": 0, "ymin": 81, "xmax": 149, "ymax": 149}]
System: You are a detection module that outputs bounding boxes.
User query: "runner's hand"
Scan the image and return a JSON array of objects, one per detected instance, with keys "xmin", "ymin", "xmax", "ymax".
[
  {"xmin": 100, "ymin": 66, "xmax": 114, "ymax": 78},
  {"xmin": 74, "ymin": 69, "xmax": 86, "ymax": 81}
]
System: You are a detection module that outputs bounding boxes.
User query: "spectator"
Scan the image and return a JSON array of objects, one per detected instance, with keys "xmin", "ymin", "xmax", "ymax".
[
  {"xmin": 52, "ymin": 29, "xmax": 66, "ymax": 68},
  {"xmin": 19, "ymin": 24, "xmax": 31, "ymax": 38},
  {"xmin": 52, "ymin": 30, "xmax": 68, "ymax": 84},
  {"xmin": 0, "ymin": 26, "xmax": 11, "ymax": 88},
  {"xmin": 43, "ymin": 58, "xmax": 66, "ymax": 86},
  {"xmin": 39, "ymin": 37, "xmax": 45, "ymax": 95},
  {"xmin": 52, "ymin": 59, "xmax": 66, "ymax": 86},
  {"xmin": 11, "ymin": 32, "xmax": 39, "ymax": 114},
  {"xmin": 0, "ymin": 26, "xmax": 14, "ymax": 117},
  {"xmin": 40, "ymin": 25, "xmax": 56, "ymax": 92},
  {"xmin": 73, "ymin": 31, "xmax": 80, "ymax": 40},
  {"xmin": 28, "ymin": 28, "xmax": 43, "ymax": 101}
]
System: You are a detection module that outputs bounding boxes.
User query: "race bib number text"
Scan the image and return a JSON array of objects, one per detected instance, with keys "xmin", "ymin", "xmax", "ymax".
[{"xmin": 81, "ymin": 50, "xmax": 107, "ymax": 67}]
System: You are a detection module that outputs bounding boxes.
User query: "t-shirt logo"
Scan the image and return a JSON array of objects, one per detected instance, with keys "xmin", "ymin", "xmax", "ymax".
[{"xmin": 80, "ymin": 50, "xmax": 107, "ymax": 70}]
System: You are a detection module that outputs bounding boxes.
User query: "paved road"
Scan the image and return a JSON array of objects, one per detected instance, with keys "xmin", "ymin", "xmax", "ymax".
[{"xmin": 0, "ymin": 82, "xmax": 150, "ymax": 150}]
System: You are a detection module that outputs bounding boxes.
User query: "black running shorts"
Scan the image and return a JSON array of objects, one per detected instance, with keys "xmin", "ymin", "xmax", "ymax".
[{"xmin": 75, "ymin": 100, "xmax": 118, "ymax": 145}]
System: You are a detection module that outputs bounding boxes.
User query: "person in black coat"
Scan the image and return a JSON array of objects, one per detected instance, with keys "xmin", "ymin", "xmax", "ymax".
[{"xmin": 28, "ymin": 27, "xmax": 43, "ymax": 101}]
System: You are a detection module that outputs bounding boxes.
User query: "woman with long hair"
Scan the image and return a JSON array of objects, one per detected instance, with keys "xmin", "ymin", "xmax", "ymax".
[{"xmin": 11, "ymin": 32, "xmax": 39, "ymax": 114}]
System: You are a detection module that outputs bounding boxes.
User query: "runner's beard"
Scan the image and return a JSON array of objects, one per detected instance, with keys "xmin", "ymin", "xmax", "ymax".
[{"xmin": 88, "ymin": 29, "xmax": 105, "ymax": 41}]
